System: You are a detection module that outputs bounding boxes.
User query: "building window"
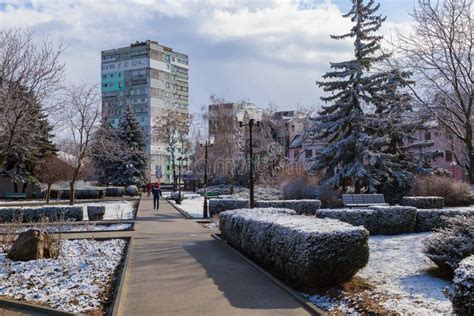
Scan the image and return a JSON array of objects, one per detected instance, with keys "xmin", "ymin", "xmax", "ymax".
[
  {"xmin": 445, "ymin": 150, "xmax": 453, "ymax": 162},
  {"xmin": 294, "ymin": 150, "xmax": 299, "ymax": 159},
  {"xmin": 305, "ymin": 150, "xmax": 312, "ymax": 158},
  {"xmin": 425, "ymin": 131, "xmax": 431, "ymax": 141}
]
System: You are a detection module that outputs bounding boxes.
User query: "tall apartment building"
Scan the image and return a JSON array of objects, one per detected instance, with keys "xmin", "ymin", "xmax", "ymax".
[{"xmin": 101, "ymin": 40, "xmax": 189, "ymax": 183}]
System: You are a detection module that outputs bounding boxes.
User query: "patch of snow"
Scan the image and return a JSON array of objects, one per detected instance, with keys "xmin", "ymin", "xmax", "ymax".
[
  {"xmin": 170, "ymin": 197, "xmax": 205, "ymax": 218},
  {"xmin": 11, "ymin": 223, "xmax": 132, "ymax": 233},
  {"xmin": 0, "ymin": 239, "xmax": 126, "ymax": 313},
  {"xmin": 358, "ymin": 233, "xmax": 452, "ymax": 314},
  {"xmin": 87, "ymin": 201, "xmax": 135, "ymax": 220}
]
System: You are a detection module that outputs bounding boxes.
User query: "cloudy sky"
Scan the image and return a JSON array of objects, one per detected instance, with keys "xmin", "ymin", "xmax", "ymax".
[{"xmin": 0, "ymin": 0, "xmax": 415, "ymax": 113}]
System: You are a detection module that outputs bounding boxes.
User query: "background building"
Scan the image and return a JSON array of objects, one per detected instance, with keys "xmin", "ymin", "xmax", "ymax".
[{"xmin": 101, "ymin": 40, "xmax": 189, "ymax": 183}]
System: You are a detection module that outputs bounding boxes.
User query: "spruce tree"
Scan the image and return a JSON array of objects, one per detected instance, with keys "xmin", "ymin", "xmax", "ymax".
[
  {"xmin": 311, "ymin": 0, "xmax": 390, "ymax": 193},
  {"xmin": 91, "ymin": 119, "xmax": 123, "ymax": 185},
  {"xmin": 116, "ymin": 106, "xmax": 147, "ymax": 186}
]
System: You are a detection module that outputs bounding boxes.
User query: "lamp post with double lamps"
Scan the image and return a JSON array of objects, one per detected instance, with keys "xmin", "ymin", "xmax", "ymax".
[
  {"xmin": 236, "ymin": 108, "xmax": 263, "ymax": 208},
  {"xmin": 450, "ymin": 161, "xmax": 457, "ymax": 179},
  {"xmin": 176, "ymin": 156, "xmax": 188, "ymax": 204},
  {"xmin": 200, "ymin": 135, "xmax": 215, "ymax": 218}
]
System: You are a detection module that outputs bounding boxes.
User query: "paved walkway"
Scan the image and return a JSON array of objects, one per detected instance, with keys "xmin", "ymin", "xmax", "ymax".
[{"xmin": 118, "ymin": 196, "xmax": 312, "ymax": 316}]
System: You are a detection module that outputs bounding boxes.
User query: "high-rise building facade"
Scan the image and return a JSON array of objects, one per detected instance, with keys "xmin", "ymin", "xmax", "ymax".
[{"xmin": 101, "ymin": 40, "xmax": 189, "ymax": 183}]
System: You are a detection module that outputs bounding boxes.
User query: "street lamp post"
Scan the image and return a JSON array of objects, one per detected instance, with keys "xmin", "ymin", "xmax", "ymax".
[
  {"xmin": 450, "ymin": 161, "xmax": 457, "ymax": 179},
  {"xmin": 236, "ymin": 108, "xmax": 263, "ymax": 208},
  {"xmin": 176, "ymin": 156, "xmax": 187, "ymax": 204},
  {"xmin": 200, "ymin": 136, "xmax": 215, "ymax": 218}
]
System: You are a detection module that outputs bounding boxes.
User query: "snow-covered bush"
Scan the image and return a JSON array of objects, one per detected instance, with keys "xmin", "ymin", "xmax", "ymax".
[
  {"xmin": 401, "ymin": 196, "xmax": 444, "ymax": 209},
  {"xmin": 280, "ymin": 174, "xmax": 320, "ymax": 200},
  {"xmin": 412, "ymin": 175, "xmax": 474, "ymax": 206},
  {"xmin": 415, "ymin": 208, "xmax": 474, "ymax": 232},
  {"xmin": 255, "ymin": 200, "xmax": 321, "ymax": 215},
  {"xmin": 104, "ymin": 187, "xmax": 125, "ymax": 197},
  {"xmin": 451, "ymin": 255, "xmax": 474, "ymax": 315},
  {"xmin": 219, "ymin": 208, "xmax": 369, "ymax": 288},
  {"xmin": 209, "ymin": 199, "xmax": 249, "ymax": 216},
  {"xmin": 0, "ymin": 206, "xmax": 84, "ymax": 223},
  {"xmin": 126, "ymin": 185, "xmax": 139, "ymax": 197},
  {"xmin": 316, "ymin": 206, "xmax": 417, "ymax": 235},
  {"xmin": 423, "ymin": 215, "xmax": 474, "ymax": 274}
]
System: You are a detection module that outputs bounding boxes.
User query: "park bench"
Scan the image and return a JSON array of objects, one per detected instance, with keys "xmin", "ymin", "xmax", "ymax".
[
  {"xmin": 342, "ymin": 194, "xmax": 388, "ymax": 208},
  {"xmin": 200, "ymin": 192, "xmax": 220, "ymax": 198},
  {"xmin": 4, "ymin": 192, "xmax": 27, "ymax": 200}
]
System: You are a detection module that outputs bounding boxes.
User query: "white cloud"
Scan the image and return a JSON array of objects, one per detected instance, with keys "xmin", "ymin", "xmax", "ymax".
[{"xmin": 0, "ymin": 0, "xmax": 413, "ymax": 111}]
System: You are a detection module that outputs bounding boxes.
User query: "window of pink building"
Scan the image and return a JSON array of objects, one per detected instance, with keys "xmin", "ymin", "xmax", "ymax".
[
  {"xmin": 445, "ymin": 150, "xmax": 453, "ymax": 162},
  {"xmin": 305, "ymin": 149, "xmax": 312, "ymax": 158},
  {"xmin": 425, "ymin": 131, "xmax": 431, "ymax": 141}
]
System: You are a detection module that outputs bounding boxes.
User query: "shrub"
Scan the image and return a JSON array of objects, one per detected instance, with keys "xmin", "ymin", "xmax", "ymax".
[
  {"xmin": 317, "ymin": 185, "xmax": 342, "ymax": 208},
  {"xmin": 49, "ymin": 189, "xmax": 105, "ymax": 200},
  {"xmin": 415, "ymin": 208, "xmax": 474, "ymax": 232},
  {"xmin": 401, "ymin": 196, "xmax": 444, "ymax": 209},
  {"xmin": 316, "ymin": 206, "xmax": 417, "ymax": 235},
  {"xmin": 255, "ymin": 200, "xmax": 321, "ymax": 215},
  {"xmin": 104, "ymin": 187, "xmax": 125, "ymax": 197},
  {"xmin": 411, "ymin": 175, "xmax": 473, "ymax": 207},
  {"xmin": 87, "ymin": 206, "xmax": 106, "ymax": 221},
  {"xmin": 280, "ymin": 174, "xmax": 320, "ymax": 200},
  {"xmin": 219, "ymin": 208, "xmax": 369, "ymax": 288},
  {"xmin": 0, "ymin": 206, "xmax": 84, "ymax": 223},
  {"xmin": 126, "ymin": 185, "xmax": 139, "ymax": 197},
  {"xmin": 423, "ymin": 215, "xmax": 474, "ymax": 274},
  {"xmin": 209, "ymin": 199, "xmax": 249, "ymax": 216},
  {"xmin": 451, "ymin": 255, "xmax": 474, "ymax": 315}
]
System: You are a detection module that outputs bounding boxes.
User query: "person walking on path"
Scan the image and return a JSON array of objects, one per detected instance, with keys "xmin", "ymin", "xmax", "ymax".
[{"xmin": 151, "ymin": 183, "xmax": 162, "ymax": 210}]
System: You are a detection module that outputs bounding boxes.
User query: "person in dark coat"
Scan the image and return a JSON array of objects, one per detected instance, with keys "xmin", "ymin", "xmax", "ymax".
[{"xmin": 151, "ymin": 183, "xmax": 162, "ymax": 210}]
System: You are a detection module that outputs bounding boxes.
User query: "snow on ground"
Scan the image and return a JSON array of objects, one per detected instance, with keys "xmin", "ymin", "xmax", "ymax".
[
  {"xmin": 169, "ymin": 195, "xmax": 205, "ymax": 218},
  {"xmin": 93, "ymin": 201, "xmax": 135, "ymax": 220},
  {"xmin": 0, "ymin": 239, "xmax": 126, "ymax": 313},
  {"xmin": 11, "ymin": 223, "xmax": 133, "ymax": 233},
  {"xmin": 307, "ymin": 233, "xmax": 452, "ymax": 315},
  {"xmin": 358, "ymin": 233, "xmax": 452, "ymax": 314}
]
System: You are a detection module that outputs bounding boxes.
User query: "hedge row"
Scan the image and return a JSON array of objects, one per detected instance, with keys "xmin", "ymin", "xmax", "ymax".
[
  {"xmin": 209, "ymin": 198, "xmax": 321, "ymax": 216},
  {"xmin": 0, "ymin": 206, "xmax": 84, "ymax": 223},
  {"xmin": 452, "ymin": 255, "xmax": 474, "ymax": 315},
  {"xmin": 49, "ymin": 189, "xmax": 105, "ymax": 200},
  {"xmin": 254, "ymin": 200, "xmax": 321, "ymax": 215},
  {"xmin": 219, "ymin": 208, "xmax": 369, "ymax": 288},
  {"xmin": 401, "ymin": 196, "xmax": 444, "ymax": 209},
  {"xmin": 415, "ymin": 207, "xmax": 474, "ymax": 232},
  {"xmin": 316, "ymin": 206, "xmax": 417, "ymax": 235}
]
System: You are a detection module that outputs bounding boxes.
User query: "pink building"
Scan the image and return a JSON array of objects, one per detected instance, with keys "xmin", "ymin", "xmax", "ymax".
[
  {"xmin": 288, "ymin": 133, "xmax": 325, "ymax": 170},
  {"xmin": 409, "ymin": 126, "xmax": 465, "ymax": 181}
]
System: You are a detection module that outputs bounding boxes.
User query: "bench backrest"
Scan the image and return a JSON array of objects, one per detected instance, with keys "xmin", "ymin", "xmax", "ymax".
[
  {"xmin": 342, "ymin": 194, "xmax": 385, "ymax": 205},
  {"xmin": 5, "ymin": 192, "xmax": 27, "ymax": 197}
]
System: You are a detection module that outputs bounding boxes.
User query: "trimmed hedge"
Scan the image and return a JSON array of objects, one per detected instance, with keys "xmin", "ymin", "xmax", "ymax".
[
  {"xmin": 87, "ymin": 206, "xmax": 106, "ymax": 221},
  {"xmin": 50, "ymin": 189, "xmax": 105, "ymax": 200},
  {"xmin": 0, "ymin": 206, "xmax": 84, "ymax": 223},
  {"xmin": 315, "ymin": 206, "xmax": 417, "ymax": 235},
  {"xmin": 126, "ymin": 185, "xmax": 139, "ymax": 197},
  {"xmin": 401, "ymin": 196, "xmax": 444, "ymax": 209},
  {"xmin": 219, "ymin": 208, "xmax": 369, "ymax": 288},
  {"xmin": 255, "ymin": 200, "xmax": 321, "ymax": 215},
  {"xmin": 415, "ymin": 207, "xmax": 474, "ymax": 232},
  {"xmin": 209, "ymin": 199, "xmax": 249, "ymax": 216},
  {"xmin": 104, "ymin": 187, "xmax": 125, "ymax": 197},
  {"xmin": 452, "ymin": 255, "xmax": 474, "ymax": 315}
]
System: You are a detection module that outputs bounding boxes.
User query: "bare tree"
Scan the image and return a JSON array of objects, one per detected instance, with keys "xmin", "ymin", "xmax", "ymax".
[
  {"xmin": 0, "ymin": 28, "xmax": 64, "ymax": 168},
  {"xmin": 61, "ymin": 84, "xmax": 100, "ymax": 205},
  {"xmin": 35, "ymin": 156, "xmax": 72, "ymax": 203},
  {"xmin": 393, "ymin": 0, "xmax": 474, "ymax": 181},
  {"xmin": 154, "ymin": 109, "xmax": 192, "ymax": 189}
]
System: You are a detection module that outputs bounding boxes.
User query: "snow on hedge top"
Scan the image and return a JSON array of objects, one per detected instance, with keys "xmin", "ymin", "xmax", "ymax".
[{"xmin": 221, "ymin": 208, "xmax": 365, "ymax": 234}]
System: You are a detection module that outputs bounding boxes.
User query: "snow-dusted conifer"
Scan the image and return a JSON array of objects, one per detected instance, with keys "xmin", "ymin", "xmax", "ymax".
[
  {"xmin": 116, "ymin": 106, "xmax": 147, "ymax": 186},
  {"xmin": 311, "ymin": 0, "xmax": 390, "ymax": 193}
]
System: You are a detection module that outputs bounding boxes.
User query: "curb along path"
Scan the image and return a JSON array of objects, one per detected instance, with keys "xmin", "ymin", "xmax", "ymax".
[{"xmin": 118, "ymin": 196, "xmax": 312, "ymax": 315}]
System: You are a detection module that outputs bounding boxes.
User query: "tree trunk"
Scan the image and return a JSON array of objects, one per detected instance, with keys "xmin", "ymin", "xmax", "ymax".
[
  {"xmin": 46, "ymin": 184, "xmax": 51, "ymax": 204},
  {"xmin": 13, "ymin": 183, "xmax": 18, "ymax": 193},
  {"xmin": 22, "ymin": 182, "xmax": 27, "ymax": 193},
  {"xmin": 69, "ymin": 181, "xmax": 75, "ymax": 206},
  {"xmin": 172, "ymin": 159, "xmax": 177, "ymax": 191},
  {"xmin": 466, "ymin": 123, "xmax": 474, "ymax": 184}
]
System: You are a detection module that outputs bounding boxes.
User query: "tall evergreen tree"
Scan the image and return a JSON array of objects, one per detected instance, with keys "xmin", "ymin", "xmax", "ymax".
[
  {"xmin": 311, "ymin": 0, "xmax": 391, "ymax": 193},
  {"xmin": 91, "ymin": 118, "xmax": 123, "ymax": 185},
  {"xmin": 116, "ymin": 106, "xmax": 147, "ymax": 186}
]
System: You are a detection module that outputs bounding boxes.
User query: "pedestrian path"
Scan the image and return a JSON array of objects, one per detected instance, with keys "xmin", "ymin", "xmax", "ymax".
[{"xmin": 118, "ymin": 196, "xmax": 312, "ymax": 316}]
